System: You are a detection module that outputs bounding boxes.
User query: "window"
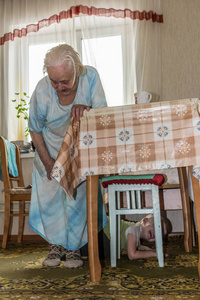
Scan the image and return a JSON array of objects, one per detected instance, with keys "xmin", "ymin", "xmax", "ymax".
[
  {"xmin": 29, "ymin": 42, "xmax": 61, "ymax": 95},
  {"xmin": 82, "ymin": 36, "xmax": 124, "ymax": 106}
]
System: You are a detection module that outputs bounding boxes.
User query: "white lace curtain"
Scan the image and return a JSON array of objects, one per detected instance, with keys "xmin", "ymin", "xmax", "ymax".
[{"xmin": 0, "ymin": 0, "xmax": 163, "ymax": 141}]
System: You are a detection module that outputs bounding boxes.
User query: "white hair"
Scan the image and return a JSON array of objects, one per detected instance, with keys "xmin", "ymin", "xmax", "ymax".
[{"xmin": 43, "ymin": 44, "xmax": 86, "ymax": 77}]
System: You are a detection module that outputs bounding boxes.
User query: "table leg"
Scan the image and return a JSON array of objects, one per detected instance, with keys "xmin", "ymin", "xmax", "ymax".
[
  {"xmin": 177, "ymin": 167, "xmax": 192, "ymax": 252},
  {"xmin": 190, "ymin": 166, "xmax": 200, "ymax": 278},
  {"xmin": 87, "ymin": 175, "xmax": 101, "ymax": 283}
]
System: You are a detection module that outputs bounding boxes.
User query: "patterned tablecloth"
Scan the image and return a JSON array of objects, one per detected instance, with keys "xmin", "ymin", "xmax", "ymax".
[{"xmin": 51, "ymin": 98, "xmax": 200, "ymax": 198}]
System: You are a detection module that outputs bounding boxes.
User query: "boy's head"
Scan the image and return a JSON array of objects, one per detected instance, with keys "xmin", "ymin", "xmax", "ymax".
[{"xmin": 140, "ymin": 214, "xmax": 172, "ymax": 242}]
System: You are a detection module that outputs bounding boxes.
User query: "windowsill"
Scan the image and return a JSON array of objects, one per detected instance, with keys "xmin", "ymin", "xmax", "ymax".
[{"xmin": 20, "ymin": 151, "xmax": 35, "ymax": 159}]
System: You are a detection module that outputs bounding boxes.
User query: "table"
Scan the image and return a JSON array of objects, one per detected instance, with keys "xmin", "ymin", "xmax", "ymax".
[{"xmin": 52, "ymin": 98, "xmax": 200, "ymax": 282}]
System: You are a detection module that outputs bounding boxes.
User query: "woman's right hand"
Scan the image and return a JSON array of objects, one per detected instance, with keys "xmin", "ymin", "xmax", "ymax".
[
  {"xmin": 30, "ymin": 131, "xmax": 55, "ymax": 180},
  {"xmin": 44, "ymin": 157, "xmax": 55, "ymax": 180}
]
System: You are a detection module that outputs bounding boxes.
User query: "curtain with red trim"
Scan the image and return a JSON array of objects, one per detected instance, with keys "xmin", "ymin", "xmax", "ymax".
[
  {"xmin": 0, "ymin": 4, "xmax": 163, "ymax": 45},
  {"xmin": 0, "ymin": 0, "xmax": 163, "ymax": 141}
]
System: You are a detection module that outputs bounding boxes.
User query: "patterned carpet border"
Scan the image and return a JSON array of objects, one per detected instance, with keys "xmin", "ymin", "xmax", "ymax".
[{"xmin": 0, "ymin": 236, "xmax": 200, "ymax": 299}]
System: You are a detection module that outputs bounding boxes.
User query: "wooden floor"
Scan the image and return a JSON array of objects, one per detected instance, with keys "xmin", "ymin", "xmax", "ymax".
[{"xmin": 0, "ymin": 235, "xmax": 47, "ymax": 243}]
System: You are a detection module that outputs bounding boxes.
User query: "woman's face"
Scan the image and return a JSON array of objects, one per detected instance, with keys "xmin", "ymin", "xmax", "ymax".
[{"xmin": 47, "ymin": 61, "xmax": 79, "ymax": 97}]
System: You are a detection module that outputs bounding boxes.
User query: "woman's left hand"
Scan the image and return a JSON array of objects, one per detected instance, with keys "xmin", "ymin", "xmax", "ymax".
[{"xmin": 70, "ymin": 104, "xmax": 90, "ymax": 119}]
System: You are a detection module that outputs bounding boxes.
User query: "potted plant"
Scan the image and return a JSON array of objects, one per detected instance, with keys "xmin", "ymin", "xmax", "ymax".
[
  {"xmin": 12, "ymin": 92, "xmax": 30, "ymax": 137},
  {"xmin": 11, "ymin": 92, "xmax": 35, "ymax": 151}
]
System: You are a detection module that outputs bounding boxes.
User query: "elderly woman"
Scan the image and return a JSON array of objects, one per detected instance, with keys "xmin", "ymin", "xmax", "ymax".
[{"xmin": 28, "ymin": 44, "xmax": 108, "ymax": 268}]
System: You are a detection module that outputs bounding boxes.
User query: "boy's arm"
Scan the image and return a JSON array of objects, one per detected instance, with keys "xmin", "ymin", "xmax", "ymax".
[
  {"xmin": 127, "ymin": 233, "xmax": 157, "ymax": 260},
  {"xmin": 138, "ymin": 245, "xmax": 155, "ymax": 251}
]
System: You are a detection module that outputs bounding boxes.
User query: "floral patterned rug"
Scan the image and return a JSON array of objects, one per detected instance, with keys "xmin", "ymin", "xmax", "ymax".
[{"xmin": 0, "ymin": 236, "xmax": 200, "ymax": 299}]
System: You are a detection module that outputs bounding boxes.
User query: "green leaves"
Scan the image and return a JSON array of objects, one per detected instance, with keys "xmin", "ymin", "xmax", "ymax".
[{"xmin": 12, "ymin": 92, "xmax": 30, "ymax": 137}]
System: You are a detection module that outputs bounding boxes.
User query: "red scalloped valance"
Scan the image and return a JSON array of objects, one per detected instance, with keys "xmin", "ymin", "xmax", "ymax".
[{"xmin": 0, "ymin": 5, "xmax": 163, "ymax": 45}]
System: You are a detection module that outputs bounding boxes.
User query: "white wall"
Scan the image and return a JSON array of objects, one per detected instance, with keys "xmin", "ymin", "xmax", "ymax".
[{"xmin": 161, "ymin": 0, "xmax": 200, "ymax": 101}]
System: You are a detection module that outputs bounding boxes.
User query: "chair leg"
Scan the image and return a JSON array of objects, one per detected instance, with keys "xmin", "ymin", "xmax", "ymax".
[
  {"xmin": 117, "ymin": 191, "xmax": 121, "ymax": 259},
  {"xmin": 152, "ymin": 186, "xmax": 164, "ymax": 267},
  {"xmin": 18, "ymin": 201, "xmax": 25, "ymax": 244},
  {"xmin": 190, "ymin": 200, "xmax": 196, "ymax": 247},
  {"xmin": 2, "ymin": 198, "xmax": 11, "ymax": 249},
  {"xmin": 109, "ymin": 187, "xmax": 117, "ymax": 267},
  {"xmin": 178, "ymin": 167, "xmax": 193, "ymax": 252},
  {"xmin": 189, "ymin": 166, "xmax": 200, "ymax": 278}
]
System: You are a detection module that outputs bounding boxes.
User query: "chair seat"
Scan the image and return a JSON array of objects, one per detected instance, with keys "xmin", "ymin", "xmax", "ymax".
[
  {"xmin": 102, "ymin": 174, "xmax": 165, "ymax": 188},
  {"xmin": 9, "ymin": 188, "xmax": 32, "ymax": 195}
]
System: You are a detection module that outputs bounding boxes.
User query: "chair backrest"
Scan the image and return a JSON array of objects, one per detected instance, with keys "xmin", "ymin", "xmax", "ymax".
[{"xmin": 0, "ymin": 137, "xmax": 24, "ymax": 190}]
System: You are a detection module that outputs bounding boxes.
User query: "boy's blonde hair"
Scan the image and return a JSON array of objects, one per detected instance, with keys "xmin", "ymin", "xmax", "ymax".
[{"xmin": 141, "ymin": 214, "xmax": 172, "ymax": 237}]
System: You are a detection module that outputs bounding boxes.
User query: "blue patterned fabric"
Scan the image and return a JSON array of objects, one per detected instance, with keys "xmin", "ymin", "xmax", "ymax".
[
  {"xmin": 0, "ymin": 137, "xmax": 18, "ymax": 181},
  {"xmin": 28, "ymin": 66, "xmax": 108, "ymax": 250}
]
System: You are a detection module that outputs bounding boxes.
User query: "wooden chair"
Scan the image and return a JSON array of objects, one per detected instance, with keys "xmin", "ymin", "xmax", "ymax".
[
  {"xmin": 101, "ymin": 174, "xmax": 165, "ymax": 267},
  {"xmin": 0, "ymin": 137, "xmax": 32, "ymax": 249}
]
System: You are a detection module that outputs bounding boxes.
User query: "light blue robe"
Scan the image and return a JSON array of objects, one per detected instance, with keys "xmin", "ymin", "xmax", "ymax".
[{"xmin": 28, "ymin": 66, "xmax": 108, "ymax": 250}]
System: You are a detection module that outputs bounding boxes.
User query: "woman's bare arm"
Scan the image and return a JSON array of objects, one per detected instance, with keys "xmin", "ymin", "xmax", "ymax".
[{"xmin": 30, "ymin": 131, "xmax": 55, "ymax": 180}]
